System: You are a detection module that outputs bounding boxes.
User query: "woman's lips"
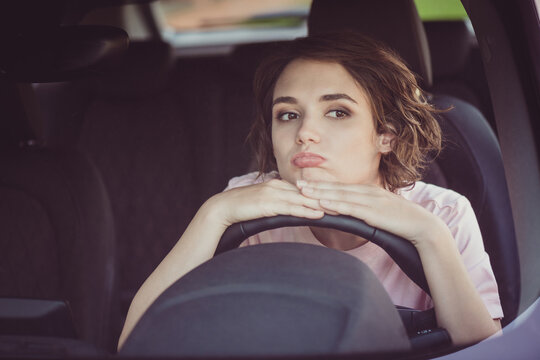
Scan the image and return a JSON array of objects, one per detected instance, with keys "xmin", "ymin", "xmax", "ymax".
[{"xmin": 291, "ymin": 152, "xmax": 326, "ymax": 168}]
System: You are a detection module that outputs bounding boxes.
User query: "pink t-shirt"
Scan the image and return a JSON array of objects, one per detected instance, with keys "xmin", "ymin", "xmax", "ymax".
[{"xmin": 225, "ymin": 171, "xmax": 504, "ymax": 319}]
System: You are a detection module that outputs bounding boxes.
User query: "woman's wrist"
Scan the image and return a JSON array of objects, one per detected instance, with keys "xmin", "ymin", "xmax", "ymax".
[
  {"xmin": 197, "ymin": 193, "xmax": 232, "ymax": 229},
  {"xmin": 411, "ymin": 214, "xmax": 454, "ymax": 252}
]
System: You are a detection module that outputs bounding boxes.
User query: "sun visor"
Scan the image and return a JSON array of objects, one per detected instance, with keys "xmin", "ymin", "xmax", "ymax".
[{"xmin": 0, "ymin": 25, "xmax": 128, "ymax": 83}]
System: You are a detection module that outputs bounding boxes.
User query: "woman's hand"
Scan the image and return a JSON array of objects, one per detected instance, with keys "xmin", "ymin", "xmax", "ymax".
[
  {"xmin": 296, "ymin": 180, "xmax": 446, "ymax": 248},
  {"xmin": 297, "ymin": 180, "xmax": 501, "ymax": 344},
  {"xmin": 209, "ymin": 178, "xmax": 325, "ymax": 228}
]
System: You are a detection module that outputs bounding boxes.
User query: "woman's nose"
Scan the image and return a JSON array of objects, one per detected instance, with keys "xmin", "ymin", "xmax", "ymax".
[{"xmin": 296, "ymin": 116, "xmax": 321, "ymax": 145}]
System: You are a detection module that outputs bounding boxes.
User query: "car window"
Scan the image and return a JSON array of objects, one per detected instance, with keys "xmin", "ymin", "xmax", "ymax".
[
  {"xmin": 158, "ymin": 0, "xmax": 311, "ymax": 55},
  {"xmin": 158, "ymin": 0, "xmax": 470, "ymax": 55},
  {"xmin": 414, "ymin": 0, "xmax": 468, "ymax": 21}
]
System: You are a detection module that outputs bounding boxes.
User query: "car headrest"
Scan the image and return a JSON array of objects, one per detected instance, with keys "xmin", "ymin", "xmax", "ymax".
[
  {"xmin": 229, "ymin": 41, "xmax": 289, "ymax": 81},
  {"xmin": 308, "ymin": 0, "xmax": 432, "ymax": 88},
  {"xmin": 94, "ymin": 41, "xmax": 174, "ymax": 99},
  {"xmin": 0, "ymin": 25, "xmax": 128, "ymax": 83},
  {"xmin": 424, "ymin": 20, "xmax": 473, "ymax": 78}
]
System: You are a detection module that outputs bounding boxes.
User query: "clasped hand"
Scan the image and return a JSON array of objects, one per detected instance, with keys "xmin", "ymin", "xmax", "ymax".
[
  {"xmin": 297, "ymin": 180, "xmax": 445, "ymax": 247},
  {"xmin": 213, "ymin": 178, "xmax": 445, "ymax": 248}
]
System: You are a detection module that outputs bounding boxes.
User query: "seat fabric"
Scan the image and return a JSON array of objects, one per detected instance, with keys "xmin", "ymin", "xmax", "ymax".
[
  {"xmin": 0, "ymin": 148, "xmax": 117, "ymax": 349},
  {"xmin": 0, "ymin": 22, "xmax": 127, "ymax": 352}
]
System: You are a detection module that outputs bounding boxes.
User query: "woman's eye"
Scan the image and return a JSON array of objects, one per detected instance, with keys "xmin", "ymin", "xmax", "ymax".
[
  {"xmin": 277, "ymin": 112, "xmax": 299, "ymax": 121},
  {"xmin": 326, "ymin": 110, "xmax": 349, "ymax": 118}
]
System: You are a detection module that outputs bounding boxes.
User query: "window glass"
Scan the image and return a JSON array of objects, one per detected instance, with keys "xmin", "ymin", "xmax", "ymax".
[
  {"xmin": 158, "ymin": 0, "xmax": 311, "ymax": 51},
  {"xmin": 414, "ymin": 0, "xmax": 468, "ymax": 21},
  {"xmin": 158, "ymin": 0, "xmax": 471, "ymax": 53}
]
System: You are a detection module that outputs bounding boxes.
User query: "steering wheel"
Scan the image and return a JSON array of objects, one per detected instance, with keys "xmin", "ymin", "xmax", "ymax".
[
  {"xmin": 121, "ymin": 215, "xmax": 451, "ymax": 356},
  {"xmin": 216, "ymin": 215, "xmax": 453, "ymax": 350},
  {"xmin": 216, "ymin": 214, "xmax": 430, "ymax": 295}
]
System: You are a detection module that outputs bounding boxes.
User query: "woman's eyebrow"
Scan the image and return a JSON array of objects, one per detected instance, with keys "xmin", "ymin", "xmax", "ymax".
[
  {"xmin": 320, "ymin": 93, "xmax": 358, "ymax": 104},
  {"xmin": 272, "ymin": 94, "xmax": 357, "ymax": 106},
  {"xmin": 272, "ymin": 96, "xmax": 297, "ymax": 107}
]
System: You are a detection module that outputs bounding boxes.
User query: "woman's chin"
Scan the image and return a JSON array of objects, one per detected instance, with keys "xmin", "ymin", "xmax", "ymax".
[
  {"xmin": 297, "ymin": 168, "xmax": 336, "ymax": 182},
  {"xmin": 279, "ymin": 167, "xmax": 339, "ymax": 184}
]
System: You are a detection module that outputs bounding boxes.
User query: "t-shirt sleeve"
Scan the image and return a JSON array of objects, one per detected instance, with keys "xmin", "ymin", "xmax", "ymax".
[
  {"xmin": 224, "ymin": 171, "xmax": 261, "ymax": 191},
  {"xmin": 224, "ymin": 171, "xmax": 279, "ymax": 191},
  {"xmin": 440, "ymin": 195, "xmax": 504, "ymax": 319}
]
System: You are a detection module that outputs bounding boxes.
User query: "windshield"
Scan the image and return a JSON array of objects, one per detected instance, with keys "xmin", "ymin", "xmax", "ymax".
[{"xmin": 158, "ymin": 0, "xmax": 469, "ymax": 53}]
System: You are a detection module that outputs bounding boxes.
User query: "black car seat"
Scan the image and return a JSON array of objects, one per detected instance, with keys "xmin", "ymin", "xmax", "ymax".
[
  {"xmin": 34, "ymin": 12, "xmax": 243, "ymax": 324},
  {"xmin": 424, "ymin": 20, "xmax": 496, "ymax": 131},
  {"xmin": 74, "ymin": 40, "xmax": 203, "ymax": 318},
  {"xmin": 424, "ymin": 20, "xmax": 480, "ymax": 110},
  {"xmin": 0, "ymin": 23, "xmax": 127, "ymax": 353},
  {"xmin": 308, "ymin": 0, "xmax": 520, "ymax": 325}
]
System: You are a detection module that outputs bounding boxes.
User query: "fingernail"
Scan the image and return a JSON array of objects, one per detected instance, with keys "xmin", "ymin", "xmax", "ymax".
[
  {"xmin": 303, "ymin": 186, "xmax": 313, "ymax": 194},
  {"xmin": 320, "ymin": 199, "xmax": 331, "ymax": 206},
  {"xmin": 296, "ymin": 180, "xmax": 307, "ymax": 188}
]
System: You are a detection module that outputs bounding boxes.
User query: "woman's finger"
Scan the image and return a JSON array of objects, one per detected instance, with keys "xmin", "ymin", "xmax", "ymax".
[
  {"xmin": 318, "ymin": 198, "xmax": 377, "ymax": 224},
  {"xmin": 297, "ymin": 180, "xmax": 379, "ymax": 195},
  {"xmin": 265, "ymin": 198, "xmax": 325, "ymax": 219},
  {"xmin": 288, "ymin": 205, "xmax": 325, "ymax": 219},
  {"xmin": 268, "ymin": 178, "xmax": 305, "ymax": 191},
  {"xmin": 300, "ymin": 185, "xmax": 380, "ymax": 207},
  {"xmin": 272, "ymin": 188, "xmax": 324, "ymax": 211}
]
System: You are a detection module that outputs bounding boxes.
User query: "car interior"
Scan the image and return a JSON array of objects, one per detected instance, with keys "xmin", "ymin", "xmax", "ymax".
[{"xmin": 1, "ymin": 0, "xmax": 539, "ymax": 359}]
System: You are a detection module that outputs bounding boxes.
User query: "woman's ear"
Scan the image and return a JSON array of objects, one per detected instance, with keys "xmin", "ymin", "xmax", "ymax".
[{"xmin": 377, "ymin": 133, "xmax": 395, "ymax": 154}]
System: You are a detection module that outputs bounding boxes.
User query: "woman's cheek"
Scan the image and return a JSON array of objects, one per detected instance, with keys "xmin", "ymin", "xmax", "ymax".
[{"xmin": 272, "ymin": 129, "xmax": 291, "ymax": 165}]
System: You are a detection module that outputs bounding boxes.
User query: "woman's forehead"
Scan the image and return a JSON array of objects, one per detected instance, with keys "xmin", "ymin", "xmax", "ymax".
[{"xmin": 273, "ymin": 59, "xmax": 369, "ymax": 103}]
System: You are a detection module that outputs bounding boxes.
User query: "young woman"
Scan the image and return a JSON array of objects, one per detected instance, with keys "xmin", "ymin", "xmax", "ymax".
[{"xmin": 118, "ymin": 32, "xmax": 502, "ymax": 349}]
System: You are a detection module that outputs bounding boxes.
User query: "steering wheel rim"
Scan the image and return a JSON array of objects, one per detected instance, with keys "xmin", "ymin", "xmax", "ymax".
[{"xmin": 216, "ymin": 214, "xmax": 431, "ymax": 296}]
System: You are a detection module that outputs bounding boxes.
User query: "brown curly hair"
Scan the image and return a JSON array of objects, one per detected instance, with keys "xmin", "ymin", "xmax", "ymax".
[{"xmin": 248, "ymin": 32, "xmax": 442, "ymax": 192}]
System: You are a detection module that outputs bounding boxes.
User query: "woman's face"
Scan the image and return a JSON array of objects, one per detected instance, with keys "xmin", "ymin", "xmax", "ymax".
[{"xmin": 271, "ymin": 59, "xmax": 393, "ymax": 185}]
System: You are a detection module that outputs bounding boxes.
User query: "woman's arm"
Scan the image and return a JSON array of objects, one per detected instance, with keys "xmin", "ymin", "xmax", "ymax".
[
  {"xmin": 297, "ymin": 180, "xmax": 501, "ymax": 345},
  {"xmin": 414, "ymin": 221, "xmax": 501, "ymax": 344},
  {"xmin": 117, "ymin": 198, "xmax": 227, "ymax": 350},
  {"xmin": 117, "ymin": 179, "xmax": 324, "ymax": 350}
]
